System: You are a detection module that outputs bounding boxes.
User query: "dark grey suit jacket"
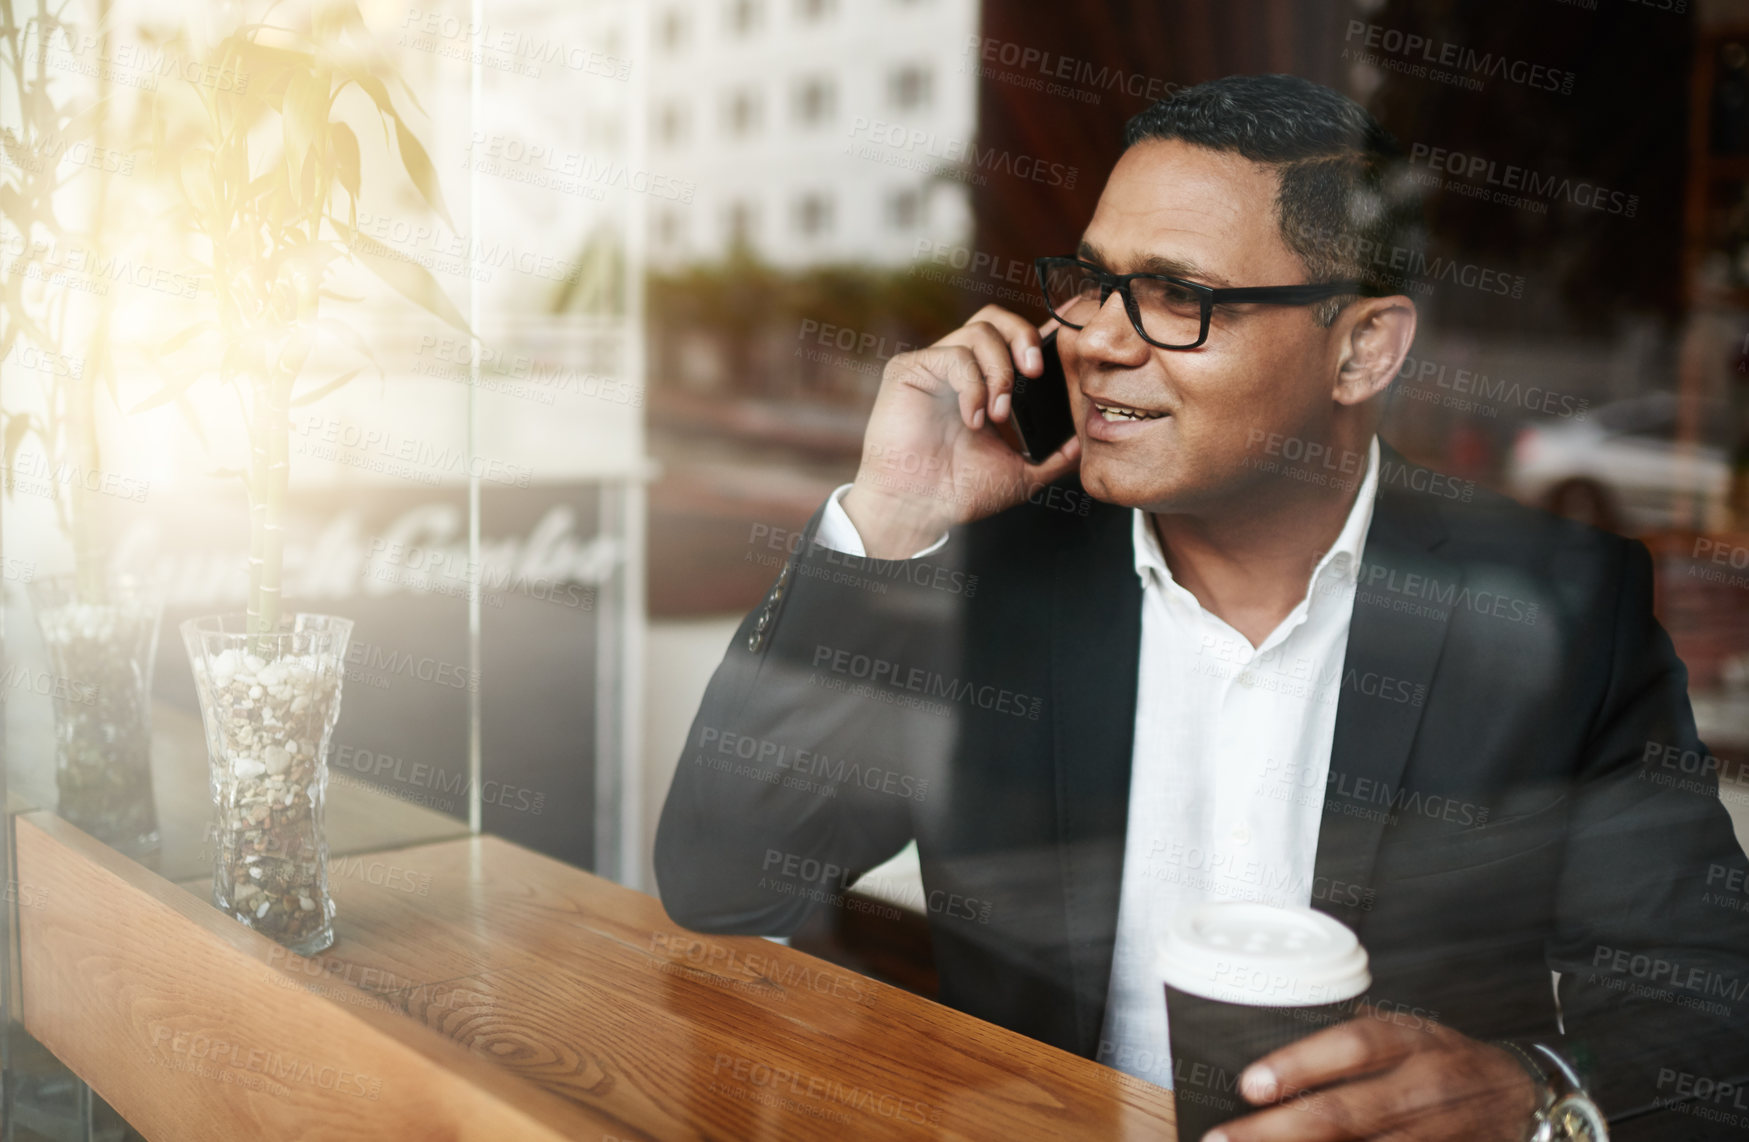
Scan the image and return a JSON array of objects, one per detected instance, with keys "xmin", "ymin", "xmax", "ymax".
[{"xmin": 657, "ymin": 446, "xmax": 1749, "ymax": 1139}]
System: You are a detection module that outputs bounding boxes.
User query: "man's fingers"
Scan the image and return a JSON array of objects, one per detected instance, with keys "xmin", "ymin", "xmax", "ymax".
[
  {"xmin": 951, "ymin": 321, "xmax": 1027, "ymax": 424},
  {"xmin": 1241, "ymin": 1012, "xmax": 1412, "ymax": 1105},
  {"xmin": 1216, "ymin": 1063, "xmax": 1526, "ymax": 1142},
  {"xmin": 897, "ymin": 346, "xmax": 988, "ymax": 429},
  {"xmin": 960, "ymin": 305, "xmax": 1045, "ymax": 376},
  {"xmin": 1205, "ymin": 1082, "xmax": 1369, "ymax": 1142}
]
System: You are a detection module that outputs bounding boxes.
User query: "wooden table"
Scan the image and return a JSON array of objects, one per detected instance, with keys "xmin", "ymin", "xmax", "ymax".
[{"xmin": 14, "ymin": 812, "xmax": 1178, "ymax": 1140}]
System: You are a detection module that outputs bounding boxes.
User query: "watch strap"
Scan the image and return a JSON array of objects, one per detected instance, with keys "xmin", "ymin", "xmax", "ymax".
[{"xmin": 1495, "ymin": 1039, "xmax": 1558, "ymax": 1142}]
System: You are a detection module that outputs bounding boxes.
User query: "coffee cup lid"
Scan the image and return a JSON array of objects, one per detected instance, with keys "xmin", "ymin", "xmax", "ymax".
[{"xmin": 1158, "ymin": 903, "xmax": 1370, "ymax": 1007}]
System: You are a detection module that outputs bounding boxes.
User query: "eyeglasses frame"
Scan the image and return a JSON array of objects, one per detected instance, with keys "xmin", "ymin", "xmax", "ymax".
[{"xmin": 1033, "ymin": 256, "xmax": 1372, "ymax": 350}]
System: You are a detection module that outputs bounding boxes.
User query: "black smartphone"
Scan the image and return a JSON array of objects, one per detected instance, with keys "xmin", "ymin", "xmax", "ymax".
[{"xmin": 1009, "ymin": 329, "xmax": 1076, "ymax": 462}]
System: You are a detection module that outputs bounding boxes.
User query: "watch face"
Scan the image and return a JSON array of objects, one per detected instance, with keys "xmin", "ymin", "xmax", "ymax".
[{"xmin": 1550, "ymin": 1095, "xmax": 1609, "ymax": 1142}]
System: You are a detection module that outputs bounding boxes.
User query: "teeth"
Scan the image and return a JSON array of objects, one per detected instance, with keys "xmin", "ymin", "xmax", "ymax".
[{"xmin": 1096, "ymin": 403, "xmax": 1165, "ymax": 422}]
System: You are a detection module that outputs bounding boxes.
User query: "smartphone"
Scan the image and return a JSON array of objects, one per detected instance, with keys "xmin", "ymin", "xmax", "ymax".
[{"xmin": 1009, "ymin": 329, "xmax": 1076, "ymax": 462}]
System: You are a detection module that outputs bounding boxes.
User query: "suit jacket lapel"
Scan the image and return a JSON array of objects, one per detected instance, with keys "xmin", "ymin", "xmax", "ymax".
[
  {"xmin": 1314, "ymin": 450, "xmax": 1459, "ymax": 936},
  {"xmin": 1051, "ymin": 501, "xmax": 1143, "ymax": 1058}
]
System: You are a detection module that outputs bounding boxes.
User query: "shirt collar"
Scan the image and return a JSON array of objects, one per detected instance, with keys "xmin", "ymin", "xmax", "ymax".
[{"xmin": 1131, "ymin": 435, "xmax": 1381, "ymax": 591}]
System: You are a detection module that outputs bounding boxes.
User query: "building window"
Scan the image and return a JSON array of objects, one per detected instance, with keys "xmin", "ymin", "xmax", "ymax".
[
  {"xmin": 887, "ymin": 189, "xmax": 923, "ymax": 229},
  {"xmin": 725, "ymin": 89, "xmax": 762, "ymax": 136},
  {"xmin": 794, "ymin": 77, "xmax": 835, "ymax": 127},
  {"xmin": 889, "ymin": 64, "xmax": 933, "ymax": 110},
  {"xmin": 657, "ymin": 101, "xmax": 688, "ymax": 147},
  {"xmin": 726, "ymin": 201, "xmax": 758, "ymax": 250},
  {"xmin": 659, "ymin": 9, "xmax": 687, "ymax": 50},
  {"xmin": 796, "ymin": 0, "xmax": 836, "ymax": 19},
  {"xmin": 728, "ymin": 0, "xmax": 761, "ymax": 35},
  {"xmin": 658, "ymin": 209, "xmax": 687, "ymax": 250},
  {"xmin": 795, "ymin": 193, "xmax": 833, "ymax": 238}
]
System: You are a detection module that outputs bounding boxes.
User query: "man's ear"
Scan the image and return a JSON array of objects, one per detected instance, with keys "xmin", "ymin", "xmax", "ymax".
[{"xmin": 1332, "ymin": 296, "xmax": 1417, "ymax": 407}]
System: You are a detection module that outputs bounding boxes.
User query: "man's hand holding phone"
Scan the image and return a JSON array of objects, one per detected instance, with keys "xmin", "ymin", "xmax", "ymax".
[{"xmin": 841, "ymin": 305, "xmax": 1082, "ymax": 559}]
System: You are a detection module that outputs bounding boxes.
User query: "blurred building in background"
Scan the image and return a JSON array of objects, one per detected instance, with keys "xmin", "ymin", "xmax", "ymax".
[{"xmin": 646, "ymin": 0, "xmax": 979, "ymax": 270}]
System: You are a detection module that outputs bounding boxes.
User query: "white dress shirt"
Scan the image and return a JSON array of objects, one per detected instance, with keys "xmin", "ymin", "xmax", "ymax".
[{"xmin": 814, "ymin": 437, "xmax": 1381, "ymax": 1091}]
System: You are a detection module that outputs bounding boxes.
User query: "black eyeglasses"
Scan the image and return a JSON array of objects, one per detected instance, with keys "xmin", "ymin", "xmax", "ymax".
[{"xmin": 1033, "ymin": 257, "xmax": 1369, "ymax": 350}]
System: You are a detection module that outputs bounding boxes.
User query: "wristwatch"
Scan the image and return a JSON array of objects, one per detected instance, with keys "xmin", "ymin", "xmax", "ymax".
[{"xmin": 1497, "ymin": 1040, "xmax": 1610, "ymax": 1142}]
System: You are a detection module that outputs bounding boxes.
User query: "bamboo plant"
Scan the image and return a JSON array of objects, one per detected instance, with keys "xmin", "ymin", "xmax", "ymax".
[
  {"xmin": 0, "ymin": 0, "xmax": 118, "ymax": 599},
  {"xmin": 140, "ymin": 1, "xmax": 467, "ymax": 641}
]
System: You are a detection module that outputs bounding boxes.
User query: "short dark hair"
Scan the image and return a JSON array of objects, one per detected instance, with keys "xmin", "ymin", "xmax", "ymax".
[{"xmin": 1123, "ymin": 73, "xmax": 1423, "ymax": 324}]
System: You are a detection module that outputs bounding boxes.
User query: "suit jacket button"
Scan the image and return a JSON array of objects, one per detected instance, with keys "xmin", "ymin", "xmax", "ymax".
[
  {"xmin": 756, "ymin": 611, "xmax": 770, "ymax": 631},
  {"xmin": 747, "ymin": 632, "xmax": 763, "ymax": 652},
  {"xmin": 777, "ymin": 562, "xmax": 790, "ymax": 583}
]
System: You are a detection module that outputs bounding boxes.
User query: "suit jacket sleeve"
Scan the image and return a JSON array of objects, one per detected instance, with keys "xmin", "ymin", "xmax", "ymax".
[
  {"xmin": 1547, "ymin": 539, "xmax": 1749, "ymax": 1134},
  {"xmin": 653, "ymin": 499, "xmax": 968, "ymax": 936}
]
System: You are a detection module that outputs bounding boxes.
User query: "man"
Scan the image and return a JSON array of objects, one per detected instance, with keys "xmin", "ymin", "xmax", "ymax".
[{"xmin": 656, "ymin": 74, "xmax": 1749, "ymax": 1141}]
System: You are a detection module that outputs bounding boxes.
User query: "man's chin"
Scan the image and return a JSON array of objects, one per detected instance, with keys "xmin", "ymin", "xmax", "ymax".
[{"xmin": 1077, "ymin": 462, "xmax": 1185, "ymax": 512}]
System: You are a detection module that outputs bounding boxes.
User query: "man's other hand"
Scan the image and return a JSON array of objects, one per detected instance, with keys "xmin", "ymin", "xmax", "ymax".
[{"xmin": 1204, "ymin": 1006, "xmax": 1542, "ymax": 1141}]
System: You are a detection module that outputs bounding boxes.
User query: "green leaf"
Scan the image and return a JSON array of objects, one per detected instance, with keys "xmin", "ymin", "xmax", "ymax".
[
  {"xmin": 176, "ymin": 395, "xmax": 212, "ymax": 452},
  {"xmin": 156, "ymin": 321, "xmax": 218, "ymax": 357},
  {"xmin": 0, "ymin": 129, "xmax": 34, "ymax": 172},
  {"xmin": 224, "ymin": 40, "xmax": 307, "ymax": 105},
  {"xmin": 131, "ymin": 373, "xmax": 207, "ymax": 414},
  {"xmin": 2, "ymin": 413, "xmax": 35, "ymax": 498},
  {"xmin": 317, "ymin": 315, "xmax": 377, "ymax": 367},
  {"xmin": 340, "ymin": 70, "xmax": 397, "ymax": 144},
  {"xmin": 179, "ymin": 146, "xmax": 217, "ymax": 219},
  {"xmin": 291, "ymin": 366, "xmax": 361, "ymax": 407},
  {"xmin": 3, "ymin": 273, "xmax": 55, "ymax": 353},
  {"xmin": 282, "ymin": 68, "xmax": 329, "ymax": 208},
  {"xmin": 392, "ymin": 116, "xmax": 453, "ymax": 232},
  {"xmin": 311, "ymin": 3, "xmax": 366, "ymax": 45},
  {"xmin": 331, "ymin": 121, "xmax": 359, "ymax": 204},
  {"xmin": 395, "ymin": 73, "xmax": 429, "ymax": 121},
  {"xmin": 351, "ymin": 241, "xmax": 471, "ymax": 334},
  {"xmin": 0, "ymin": 181, "xmax": 27, "ymax": 226}
]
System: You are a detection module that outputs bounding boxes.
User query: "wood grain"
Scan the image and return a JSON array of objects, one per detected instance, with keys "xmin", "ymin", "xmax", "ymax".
[
  {"xmin": 22, "ymin": 817, "xmax": 1178, "ymax": 1140},
  {"xmin": 15, "ymin": 812, "xmax": 645, "ymax": 1142}
]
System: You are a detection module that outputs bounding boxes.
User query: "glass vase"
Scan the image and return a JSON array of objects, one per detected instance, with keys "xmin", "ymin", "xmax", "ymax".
[
  {"xmin": 29, "ymin": 575, "xmax": 163, "ymax": 858},
  {"xmin": 182, "ymin": 613, "xmax": 353, "ymax": 954}
]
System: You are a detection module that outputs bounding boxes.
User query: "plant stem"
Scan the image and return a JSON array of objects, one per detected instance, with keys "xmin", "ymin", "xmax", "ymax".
[
  {"xmin": 71, "ymin": 0, "xmax": 114, "ymax": 606},
  {"xmin": 246, "ymin": 372, "xmax": 291, "ymax": 647}
]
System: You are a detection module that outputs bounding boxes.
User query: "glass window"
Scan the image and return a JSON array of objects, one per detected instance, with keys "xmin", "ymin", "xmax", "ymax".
[
  {"xmin": 795, "ymin": 193, "xmax": 833, "ymax": 237},
  {"xmin": 725, "ymin": 89, "xmax": 762, "ymax": 136},
  {"xmin": 890, "ymin": 64, "xmax": 933, "ymax": 110},
  {"xmin": 657, "ymin": 101, "xmax": 688, "ymax": 147},
  {"xmin": 729, "ymin": 0, "xmax": 761, "ymax": 35},
  {"xmin": 887, "ymin": 188, "xmax": 923, "ymax": 229},
  {"xmin": 726, "ymin": 200, "xmax": 758, "ymax": 249},
  {"xmin": 659, "ymin": 9, "xmax": 687, "ymax": 50},
  {"xmin": 794, "ymin": 77, "xmax": 835, "ymax": 126},
  {"xmin": 658, "ymin": 209, "xmax": 687, "ymax": 250}
]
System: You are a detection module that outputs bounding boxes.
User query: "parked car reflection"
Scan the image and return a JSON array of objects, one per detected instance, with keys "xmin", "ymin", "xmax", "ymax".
[{"xmin": 1507, "ymin": 391, "xmax": 1732, "ymax": 533}]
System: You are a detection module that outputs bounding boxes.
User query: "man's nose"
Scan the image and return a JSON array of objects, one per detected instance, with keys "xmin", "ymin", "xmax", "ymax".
[{"xmin": 1076, "ymin": 290, "xmax": 1151, "ymax": 365}]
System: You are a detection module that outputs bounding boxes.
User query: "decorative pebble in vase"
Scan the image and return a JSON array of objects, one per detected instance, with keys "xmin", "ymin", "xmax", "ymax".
[
  {"xmin": 29, "ymin": 575, "xmax": 164, "ymax": 858},
  {"xmin": 182, "ymin": 614, "xmax": 352, "ymax": 954}
]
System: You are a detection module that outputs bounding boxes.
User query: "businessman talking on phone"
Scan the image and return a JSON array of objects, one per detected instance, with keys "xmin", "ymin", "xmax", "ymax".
[{"xmin": 656, "ymin": 74, "xmax": 1749, "ymax": 1141}]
